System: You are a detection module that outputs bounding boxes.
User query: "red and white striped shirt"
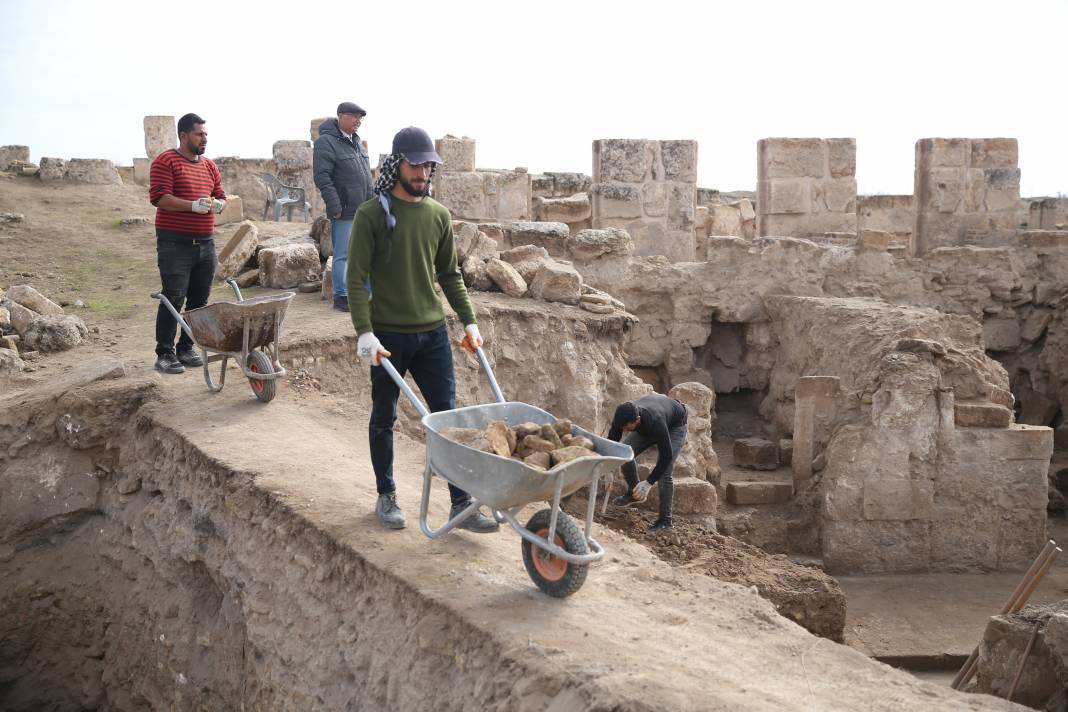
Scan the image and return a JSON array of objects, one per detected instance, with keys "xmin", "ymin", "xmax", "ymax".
[{"xmin": 150, "ymin": 149, "xmax": 226, "ymax": 236}]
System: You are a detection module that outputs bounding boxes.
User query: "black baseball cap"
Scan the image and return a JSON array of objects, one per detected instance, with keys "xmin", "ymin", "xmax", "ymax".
[
  {"xmin": 391, "ymin": 126, "xmax": 443, "ymax": 165},
  {"xmin": 337, "ymin": 102, "xmax": 366, "ymax": 116}
]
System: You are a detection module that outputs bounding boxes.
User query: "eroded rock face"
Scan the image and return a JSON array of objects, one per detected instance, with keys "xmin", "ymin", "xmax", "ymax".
[{"xmin": 23, "ymin": 314, "xmax": 89, "ymax": 353}]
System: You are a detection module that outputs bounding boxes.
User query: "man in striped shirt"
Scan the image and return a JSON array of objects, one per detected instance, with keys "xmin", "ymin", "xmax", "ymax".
[{"xmin": 149, "ymin": 112, "xmax": 227, "ymax": 374}]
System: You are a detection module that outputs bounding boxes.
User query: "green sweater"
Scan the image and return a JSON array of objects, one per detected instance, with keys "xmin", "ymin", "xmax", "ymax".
[{"xmin": 346, "ymin": 195, "xmax": 476, "ymax": 335}]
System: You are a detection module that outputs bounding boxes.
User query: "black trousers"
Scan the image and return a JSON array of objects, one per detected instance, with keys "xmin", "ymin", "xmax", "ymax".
[{"xmin": 155, "ymin": 236, "xmax": 216, "ymax": 356}]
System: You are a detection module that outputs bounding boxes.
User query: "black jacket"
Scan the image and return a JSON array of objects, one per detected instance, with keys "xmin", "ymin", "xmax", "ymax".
[
  {"xmin": 607, "ymin": 394, "xmax": 687, "ymax": 484},
  {"xmin": 313, "ymin": 119, "xmax": 373, "ymax": 220}
]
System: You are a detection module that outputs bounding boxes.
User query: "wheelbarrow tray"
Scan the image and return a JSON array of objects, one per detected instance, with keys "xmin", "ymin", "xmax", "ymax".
[
  {"xmin": 423, "ymin": 401, "xmax": 632, "ymax": 512},
  {"xmin": 184, "ymin": 293, "xmax": 293, "ymax": 353}
]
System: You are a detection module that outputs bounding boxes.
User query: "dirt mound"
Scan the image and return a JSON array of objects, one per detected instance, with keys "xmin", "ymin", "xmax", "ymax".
[{"xmin": 566, "ymin": 493, "xmax": 846, "ymax": 641}]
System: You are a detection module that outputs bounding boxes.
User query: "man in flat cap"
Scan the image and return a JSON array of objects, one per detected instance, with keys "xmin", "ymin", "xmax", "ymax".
[{"xmin": 313, "ymin": 102, "xmax": 373, "ymax": 311}]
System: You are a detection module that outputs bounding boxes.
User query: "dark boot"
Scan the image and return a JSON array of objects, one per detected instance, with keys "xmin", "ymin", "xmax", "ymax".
[
  {"xmin": 154, "ymin": 353, "xmax": 185, "ymax": 374},
  {"xmin": 653, "ymin": 476, "xmax": 673, "ymax": 531},
  {"xmin": 648, "ymin": 519, "xmax": 673, "ymax": 534}
]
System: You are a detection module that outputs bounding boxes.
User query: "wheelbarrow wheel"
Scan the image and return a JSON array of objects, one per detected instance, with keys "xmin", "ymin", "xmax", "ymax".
[
  {"xmin": 246, "ymin": 350, "xmax": 276, "ymax": 403},
  {"xmin": 521, "ymin": 508, "xmax": 589, "ymax": 598}
]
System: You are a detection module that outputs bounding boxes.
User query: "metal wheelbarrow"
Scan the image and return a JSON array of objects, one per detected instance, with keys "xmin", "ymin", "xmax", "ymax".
[
  {"xmin": 151, "ymin": 279, "xmax": 293, "ymax": 403},
  {"xmin": 381, "ymin": 347, "xmax": 632, "ymax": 597}
]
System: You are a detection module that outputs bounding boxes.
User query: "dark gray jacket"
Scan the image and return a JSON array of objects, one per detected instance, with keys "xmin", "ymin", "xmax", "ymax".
[{"xmin": 313, "ymin": 118, "xmax": 373, "ymax": 220}]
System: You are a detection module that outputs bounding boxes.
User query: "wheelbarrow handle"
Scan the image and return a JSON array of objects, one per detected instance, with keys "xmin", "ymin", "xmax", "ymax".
[
  {"xmin": 150, "ymin": 292, "xmax": 195, "ymax": 341},
  {"xmin": 378, "ymin": 344, "xmax": 505, "ymax": 419}
]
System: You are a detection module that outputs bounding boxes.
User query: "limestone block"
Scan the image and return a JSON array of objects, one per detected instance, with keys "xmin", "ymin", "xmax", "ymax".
[
  {"xmin": 258, "ymin": 243, "xmax": 321, "ymax": 289},
  {"xmin": 528, "ymin": 261, "xmax": 582, "ymax": 305},
  {"xmin": 660, "ymin": 140, "xmax": 698, "ymax": 182},
  {"xmin": 435, "ymin": 172, "xmax": 488, "ymax": 220},
  {"xmin": 643, "ymin": 478, "xmax": 717, "ymax": 515},
  {"xmin": 593, "ymin": 139, "xmax": 652, "ymax": 183},
  {"xmin": 1021, "ymin": 310, "xmax": 1053, "ymax": 343},
  {"xmin": 38, "ymin": 157, "xmax": 66, "ymax": 182},
  {"xmin": 531, "ymin": 174, "xmax": 554, "ymax": 198},
  {"xmin": 132, "ymin": 157, "xmax": 150, "ymax": 186},
  {"xmin": 461, "ymin": 256, "xmax": 493, "ymax": 291},
  {"xmin": 817, "ymin": 178, "xmax": 857, "ymax": 213},
  {"xmin": 827, "ymin": 139, "xmax": 856, "ymax": 178},
  {"xmin": 997, "ymin": 508, "xmax": 1049, "ymax": 570},
  {"xmin": 273, "ymin": 140, "xmax": 313, "ymax": 171},
  {"xmin": 64, "ymin": 159, "xmax": 121, "ymax": 184},
  {"xmin": 970, "ymin": 138, "xmax": 1018, "ymax": 169},
  {"xmin": 216, "ymin": 221, "xmax": 259, "ymax": 280},
  {"xmin": 982, "ymin": 317, "xmax": 1021, "ymax": 351},
  {"xmin": 0, "ymin": 306, "xmax": 9, "ymax": 330},
  {"xmin": 6, "ymin": 284, "xmax": 64, "ymax": 315},
  {"xmin": 215, "ymin": 195, "xmax": 244, "ymax": 226},
  {"xmin": 535, "ymin": 193, "xmax": 591, "ymax": 223},
  {"xmin": 4, "ymin": 300, "xmax": 36, "ymax": 336},
  {"xmin": 760, "ymin": 179, "xmax": 809, "ymax": 215},
  {"xmin": 923, "ymin": 168, "xmax": 964, "ymax": 213},
  {"xmin": 236, "ymin": 269, "xmax": 260, "ymax": 290},
  {"xmin": 485, "ymin": 259, "xmax": 527, "ymax": 297},
  {"xmin": 0, "ymin": 346, "xmax": 24, "ymax": 372},
  {"xmin": 0, "ymin": 145, "xmax": 30, "ymax": 170},
  {"xmin": 822, "ymin": 520, "xmax": 931, "ymax": 574},
  {"xmin": 499, "ymin": 245, "xmax": 551, "ymax": 283},
  {"xmin": 733, "ymin": 438, "xmax": 779, "ymax": 470},
  {"xmin": 667, "ymin": 182, "xmax": 696, "ymax": 229},
  {"xmin": 453, "ymin": 221, "xmax": 481, "ymax": 262},
  {"xmin": 551, "ymin": 172, "xmax": 592, "ymax": 196},
  {"xmin": 727, "ymin": 481, "xmax": 792, "ymax": 505},
  {"xmin": 954, "ymin": 402, "xmax": 1012, "ymax": 428},
  {"xmin": 491, "ymin": 170, "xmax": 532, "ymax": 222},
  {"xmin": 309, "ymin": 117, "xmax": 332, "ymax": 142},
  {"xmin": 963, "ymin": 168, "xmax": 986, "ymax": 212},
  {"xmin": 23, "ymin": 314, "xmax": 89, "ymax": 353},
  {"xmin": 257, "ymin": 232, "xmax": 317, "ymax": 254},
  {"xmin": 320, "ymin": 258, "xmax": 331, "ymax": 298},
  {"xmin": 504, "ymin": 221, "xmax": 569, "ymax": 256},
  {"xmin": 669, "ymin": 381, "xmax": 714, "ymax": 418},
  {"xmin": 569, "ymin": 228, "xmax": 633, "ymax": 262},
  {"xmin": 861, "ymin": 479, "xmax": 933, "ymax": 520},
  {"xmin": 858, "ymin": 229, "xmax": 894, "ymax": 251},
  {"xmin": 951, "ymin": 425, "xmax": 1053, "ymax": 462},
  {"xmin": 759, "ymin": 138, "xmax": 825, "ymax": 179},
  {"xmin": 592, "ymin": 182, "xmax": 643, "ymax": 220},
  {"xmin": 435, "ymin": 136, "xmax": 476, "ymax": 172},
  {"xmin": 919, "ymin": 138, "xmax": 968, "ymax": 168},
  {"xmin": 977, "ymin": 611, "xmax": 1059, "ymax": 708},
  {"xmin": 736, "ymin": 198, "xmax": 756, "ymax": 222},
  {"xmin": 143, "ymin": 116, "xmax": 176, "ymax": 159},
  {"xmin": 708, "ymin": 203, "xmax": 743, "ymax": 237}
]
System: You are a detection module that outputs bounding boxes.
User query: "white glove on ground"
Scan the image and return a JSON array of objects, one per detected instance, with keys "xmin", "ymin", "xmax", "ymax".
[
  {"xmin": 211, "ymin": 198, "xmax": 227, "ymax": 214},
  {"xmin": 461, "ymin": 323, "xmax": 483, "ymax": 352},
  {"xmin": 357, "ymin": 332, "xmax": 390, "ymax": 365},
  {"xmin": 632, "ymin": 480, "xmax": 652, "ymax": 502},
  {"xmin": 191, "ymin": 197, "xmax": 212, "ymax": 214}
]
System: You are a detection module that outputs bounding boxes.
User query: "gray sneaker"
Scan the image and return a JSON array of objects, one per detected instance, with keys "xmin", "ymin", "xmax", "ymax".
[
  {"xmin": 450, "ymin": 502, "xmax": 500, "ymax": 534},
  {"xmin": 376, "ymin": 493, "xmax": 406, "ymax": 529}
]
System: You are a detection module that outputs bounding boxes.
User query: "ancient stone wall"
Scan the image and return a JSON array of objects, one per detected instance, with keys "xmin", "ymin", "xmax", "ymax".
[
  {"xmin": 857, "ymin": 194, "xmax": 912, "ymax": 245},
  {"xmin": 591, "ymin": 139, "xmax": 697, "ymax": 262},
  {"xmin": 431, "ymin": 137, "xmax": 532, "ymax": 223},
  {"xmin": 214, "ymin": 157, "xmax": 274, "ymax": 220},
  {"xmin": 1030, "ymin": 197, "xmax": 1068, "ymax": 230},
  {"xmin": 756, "ymin": 138, "xmax": 857, "ymax": 238},
  {"xmin": 272, "ymin": 140, "xmax": 324, "ymax": 219},
  {"xmin": 912, "ymin": 138, "xmax": 1020, "ymax": 255}
]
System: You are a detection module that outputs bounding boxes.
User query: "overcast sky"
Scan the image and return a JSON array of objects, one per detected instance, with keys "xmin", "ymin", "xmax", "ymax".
[{"xmin": 1, "ymin": 0, "xmax": 1064, "ymax": 197}]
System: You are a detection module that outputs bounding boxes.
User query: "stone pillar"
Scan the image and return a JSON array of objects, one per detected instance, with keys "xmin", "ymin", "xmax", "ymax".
[
  {"xmin": 912, "ymin": 138, "xmax": 1020, "ymax": 255},
  {"xmin": 757, "ymin": 138, "xmax": 857, "ymax": 238},
  {"xmin": 143, "ymin": 116, "xmax": 176, "ymax": 159},
  {"xmin": 0, "ymin": 146, "xmax": 30, "ymax": 170},
  {"xmin": 591, "ymin": 139, "xmax": 697, "ymax": 262},
  {"xmin": 272, "ymin": 140, "xmax": 322, "ymax": 219},
  {"xmin": 792, "ymin": 376, "xmax": 840, "ymax": 490},
  {"xmin": 309, "ymin": 117, "xmax": 332, "ymax": 142}
]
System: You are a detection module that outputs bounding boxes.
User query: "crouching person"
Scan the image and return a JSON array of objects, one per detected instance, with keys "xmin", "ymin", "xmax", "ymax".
[{"xmin": 608, "ymin": 394, "xmax": 688, "ymax": 533}]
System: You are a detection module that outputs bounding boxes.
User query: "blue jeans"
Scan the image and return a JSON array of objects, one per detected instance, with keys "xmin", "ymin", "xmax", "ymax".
[
  {"xmin": 331, "ymin": 218, "xmax": 352, "ymax": 299},
  {"xmin": 369, "ymin": 326, "xmax": 470, "ymax": 505}
]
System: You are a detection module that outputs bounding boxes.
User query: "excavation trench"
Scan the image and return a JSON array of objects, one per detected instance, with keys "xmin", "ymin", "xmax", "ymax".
[{"xmin": 0, "ymin": 303, "xmax": 1024, "ymax": 711}]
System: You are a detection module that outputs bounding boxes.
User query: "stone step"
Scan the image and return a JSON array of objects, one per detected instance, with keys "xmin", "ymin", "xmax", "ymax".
[
  {"xmin": 954, "ymin": 402, "xmax": 1011, "ymax": 428},
  {"xmin": 726, "ymin": 481, "xmax": 794, "ymax": 505}
]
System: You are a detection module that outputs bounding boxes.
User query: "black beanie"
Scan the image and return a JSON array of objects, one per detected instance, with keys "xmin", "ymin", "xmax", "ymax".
[{"xmin": 612, "ymin": 401, "xmax": 640, "ymax": 430}]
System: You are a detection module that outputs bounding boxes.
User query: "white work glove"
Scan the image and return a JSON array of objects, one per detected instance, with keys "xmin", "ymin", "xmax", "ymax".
[
  {"xmin": 632, "ymin": 480, "xmax": 652, "ymax": 503},
  {"xmin": 191, "ymin": 197, "xmax": 212, "ymax": 214},
  {"xmin": 211, "ymin": 198, "xmax": 227, "ymax": 214},
  {"xmin": 357, "ymin": 332, "xmax": 391, "ymax": 366},
  {"xmin": 460, "ymin": 323, "xmax": 483, "ymax": 353}
]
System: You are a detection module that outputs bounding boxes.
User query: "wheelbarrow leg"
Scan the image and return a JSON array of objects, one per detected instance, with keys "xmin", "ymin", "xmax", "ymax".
[
  {"xmin": 202, "ymin": 354, "xmax": 228, "ymax": 393},
  {"xmin": 418, "ymin": 461, "xmax": 484, "ymax": 539}
]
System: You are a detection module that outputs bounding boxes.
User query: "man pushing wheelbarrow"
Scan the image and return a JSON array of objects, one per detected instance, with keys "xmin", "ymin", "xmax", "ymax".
[{"xmin": 344, "ymin": 126, "xmax": 631, "ymax": 597}]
